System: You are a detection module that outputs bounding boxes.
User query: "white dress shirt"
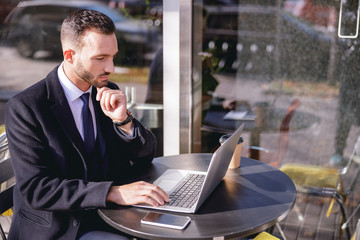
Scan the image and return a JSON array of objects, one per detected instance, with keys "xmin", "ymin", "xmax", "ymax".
[{"xmin": 57, "ymin": 63, "xmax": 97, "ymax": 140}]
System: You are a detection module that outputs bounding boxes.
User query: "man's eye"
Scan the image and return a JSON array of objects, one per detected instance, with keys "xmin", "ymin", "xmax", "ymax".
[{"xmin": 96, "ymin": 57, "xmax": 104, "ymax": 61}]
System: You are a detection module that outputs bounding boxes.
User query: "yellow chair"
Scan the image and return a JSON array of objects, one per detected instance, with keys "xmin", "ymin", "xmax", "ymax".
[
  {"xmin": 254, "ymin": 232, "xmax": 280, "ymax": 240},
  {"xmin": 280, "ymin": 136, "xmax": 360, "ymax": 240},
  {"xmin": 0, "ymin": 131, "xmax": 13, "ymax": 240},
  {"xmin": 350, "ymin": 218, "xmax": 360, "ymax": 240}
]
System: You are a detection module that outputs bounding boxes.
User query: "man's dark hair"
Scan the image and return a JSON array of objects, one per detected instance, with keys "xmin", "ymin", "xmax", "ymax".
[{"xmin": 61, "ymin": 9, "xmax": 116, "ymax": 48}]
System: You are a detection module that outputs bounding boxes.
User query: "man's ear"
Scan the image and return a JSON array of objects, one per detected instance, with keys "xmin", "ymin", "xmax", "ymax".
[{"xmin": 64, "ymin": 49, "xmax": 75, "ymax": 63}]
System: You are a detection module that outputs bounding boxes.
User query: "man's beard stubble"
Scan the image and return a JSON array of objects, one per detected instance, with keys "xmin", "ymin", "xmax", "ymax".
[{"xmin": 74, "ymin": 61, "xmax": 110, "ymax": 88}]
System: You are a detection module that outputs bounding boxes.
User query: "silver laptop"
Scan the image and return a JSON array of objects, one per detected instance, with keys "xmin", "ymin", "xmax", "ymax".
[{"xmin": 134, "ymin": 124, "xmax": 244, "ymax": 213}]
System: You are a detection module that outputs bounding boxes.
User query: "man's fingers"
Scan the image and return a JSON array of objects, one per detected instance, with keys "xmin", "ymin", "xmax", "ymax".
[
  {"xmin": 138, "ymin": 182, "xmax": 169, "ymax": 205},
  {"xmin": 142, "ymin": 189, "xmax": 165, "ymax": 205},
  {"xmin": 155, "ymin": 186, "xmax": 170, "ymax": 202},
  {"xmin": 96, "ymin": 87, "xmax": 106, "ymax": 101},
  {"xmin": 104, "ymin": 91, "xmax": 112, "ymax": 111},
  {"xmin": 110, "ymin": 94, "xmax": 118, "ymax": 109},
  {"xmin": 142, "ymin": 195, "xmax": 161, "ymax": 207},
  {"xmin": 96, "ymin": 87, "xmax": 125, "ymax": 111},
  {"xmin": 127, "ymin": 181, "xmax": 169, "ymax": 206},
  {"xmin": 107, "ymin": 181, "xmax": 170, "ymax": 207}
]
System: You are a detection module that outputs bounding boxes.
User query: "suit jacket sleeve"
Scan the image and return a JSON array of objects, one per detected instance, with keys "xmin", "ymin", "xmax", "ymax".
[
  {"xmin": 5, "ymin": 79, "xmax": 156, "ymax": 212},
  {"xmin": 6, "ymin": 94, "xmax": 114, "ymax": 211},
  {"xmin": 107, "ymin": 82, "xmax": 157, "ymax": 168}
]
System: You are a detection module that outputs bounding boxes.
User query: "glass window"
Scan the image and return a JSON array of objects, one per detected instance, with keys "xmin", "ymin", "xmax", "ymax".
[{"xmin": 198, "ymin": 0, "xmax": 358, "ymax": 169}]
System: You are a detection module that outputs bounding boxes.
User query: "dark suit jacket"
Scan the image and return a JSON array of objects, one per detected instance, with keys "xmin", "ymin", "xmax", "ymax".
[{"xmin": 5, "ymin": 66, "xmax": 156, "ymax": 239}]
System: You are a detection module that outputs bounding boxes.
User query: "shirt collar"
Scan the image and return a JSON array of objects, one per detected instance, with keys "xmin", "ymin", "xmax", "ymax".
[{"xmin": 57, "ymin": 62, "xmax": 92, "ymax": 102}]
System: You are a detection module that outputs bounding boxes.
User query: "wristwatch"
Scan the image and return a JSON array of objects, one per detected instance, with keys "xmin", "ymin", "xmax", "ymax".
[{"xmin": 113, "ymin": 110, "xmax": 134, "ymax": 127}]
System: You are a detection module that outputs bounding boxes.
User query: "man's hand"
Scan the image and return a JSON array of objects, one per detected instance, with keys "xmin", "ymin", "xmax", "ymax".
[
  {"xmin": 96, "ymin": 87, "xmax": 133, "ymax": 134},
  {"xmin": 106, "ymin": 181, "xmax": 170, "ymax": 207},
  {"xmin": 96, "ymin": 87, "xmax": 127, "ymax": 120}
]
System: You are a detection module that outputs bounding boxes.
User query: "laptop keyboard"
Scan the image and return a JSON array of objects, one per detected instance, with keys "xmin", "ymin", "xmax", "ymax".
[{"xmin": 167, "ymin": 173, "xmax": 205, "ymax": 208}]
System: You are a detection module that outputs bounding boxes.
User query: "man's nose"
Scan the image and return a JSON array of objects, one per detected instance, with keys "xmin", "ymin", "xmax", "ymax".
[{"xmin": 104, "ymin": 61, "xmax": 115, "ymax": 73}]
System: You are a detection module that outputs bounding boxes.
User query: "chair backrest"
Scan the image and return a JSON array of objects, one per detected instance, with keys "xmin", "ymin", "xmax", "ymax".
[
  {"xmin": 0, "ymin": 157, "xmax": 14, "ymax": 215},
  {"xmin": 273, "ymin": 98, "xmax": 301, "ymax": 167},
  {"xmin": 0, "ymin": 132, "xmax": 13, "ymax": 240},
  {"xmin": 280, "ymin": 99, "xmax": 301, "ymax": 132},
  {"xmin": 351, "ymin": 218, "xmax": 360, "ymax": 240},
  {"xmin": 248, "ymin": 98, "xmax": 301, "ymax": 167},
  {"xmin": 0, "ymin": 132, "xmax": 9, "ymax": 162},
  {"xmin": 0, "ymin": 132, "xmax": 13, "ymax": 214},
  {"xmin": 341, "ymin": 136, "xmax": 360, "ymax": 196}
]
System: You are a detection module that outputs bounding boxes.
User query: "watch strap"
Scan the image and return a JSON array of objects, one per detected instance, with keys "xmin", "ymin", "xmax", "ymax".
[{"xmin": 114, "ymin": 110, "xmax": 134, "ymax": 127}]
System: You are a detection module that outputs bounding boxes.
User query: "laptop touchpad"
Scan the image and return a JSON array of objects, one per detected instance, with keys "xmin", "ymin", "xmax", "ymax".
[{"xmin": 157, "ymin": 180, "xmax": 178, "ymax": 193}]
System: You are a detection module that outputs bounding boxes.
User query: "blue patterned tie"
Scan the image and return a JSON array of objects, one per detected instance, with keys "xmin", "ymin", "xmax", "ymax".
[{"xmin": 80, "ymin": 93, "xmax": 95, "ymax": 157}]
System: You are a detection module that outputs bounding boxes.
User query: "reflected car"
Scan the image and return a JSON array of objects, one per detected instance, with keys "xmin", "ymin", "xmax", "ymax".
[
  {"xmin": 116, "ymin": 0, "xmax": 162, "ymax": 16},
  {"xmin": 203, "ymin": 2, "xmax": 334, "ymax": 80},
  {"xmin": 2, "ymin": 0, "xmax": 161, "ymax": 65}
]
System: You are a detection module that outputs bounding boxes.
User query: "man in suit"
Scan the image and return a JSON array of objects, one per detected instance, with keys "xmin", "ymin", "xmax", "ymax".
[{"xmin": 5, "ymin": 9, "xmax": 168, "ymax": 240}]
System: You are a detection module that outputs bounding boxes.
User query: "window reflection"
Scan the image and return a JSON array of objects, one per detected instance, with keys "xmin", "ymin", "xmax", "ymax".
[
  {"xmin": 2, "ymin": 0, "xmax": 360, "ymax": 167},
  {"xmin": 199, "ymin": 0, "xmax": 359, "ymax": 169}
]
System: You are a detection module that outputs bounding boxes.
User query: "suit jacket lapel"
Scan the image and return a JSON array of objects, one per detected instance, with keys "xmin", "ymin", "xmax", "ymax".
[{"xmin": 46, "ymin": 67, "xmax": 86, "ymax": 157}]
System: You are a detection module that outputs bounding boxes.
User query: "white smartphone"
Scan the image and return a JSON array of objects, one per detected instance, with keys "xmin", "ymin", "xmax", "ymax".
[{"xmin": 141, "ymin": 212, "xmax": 191, "ymax": 230}]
